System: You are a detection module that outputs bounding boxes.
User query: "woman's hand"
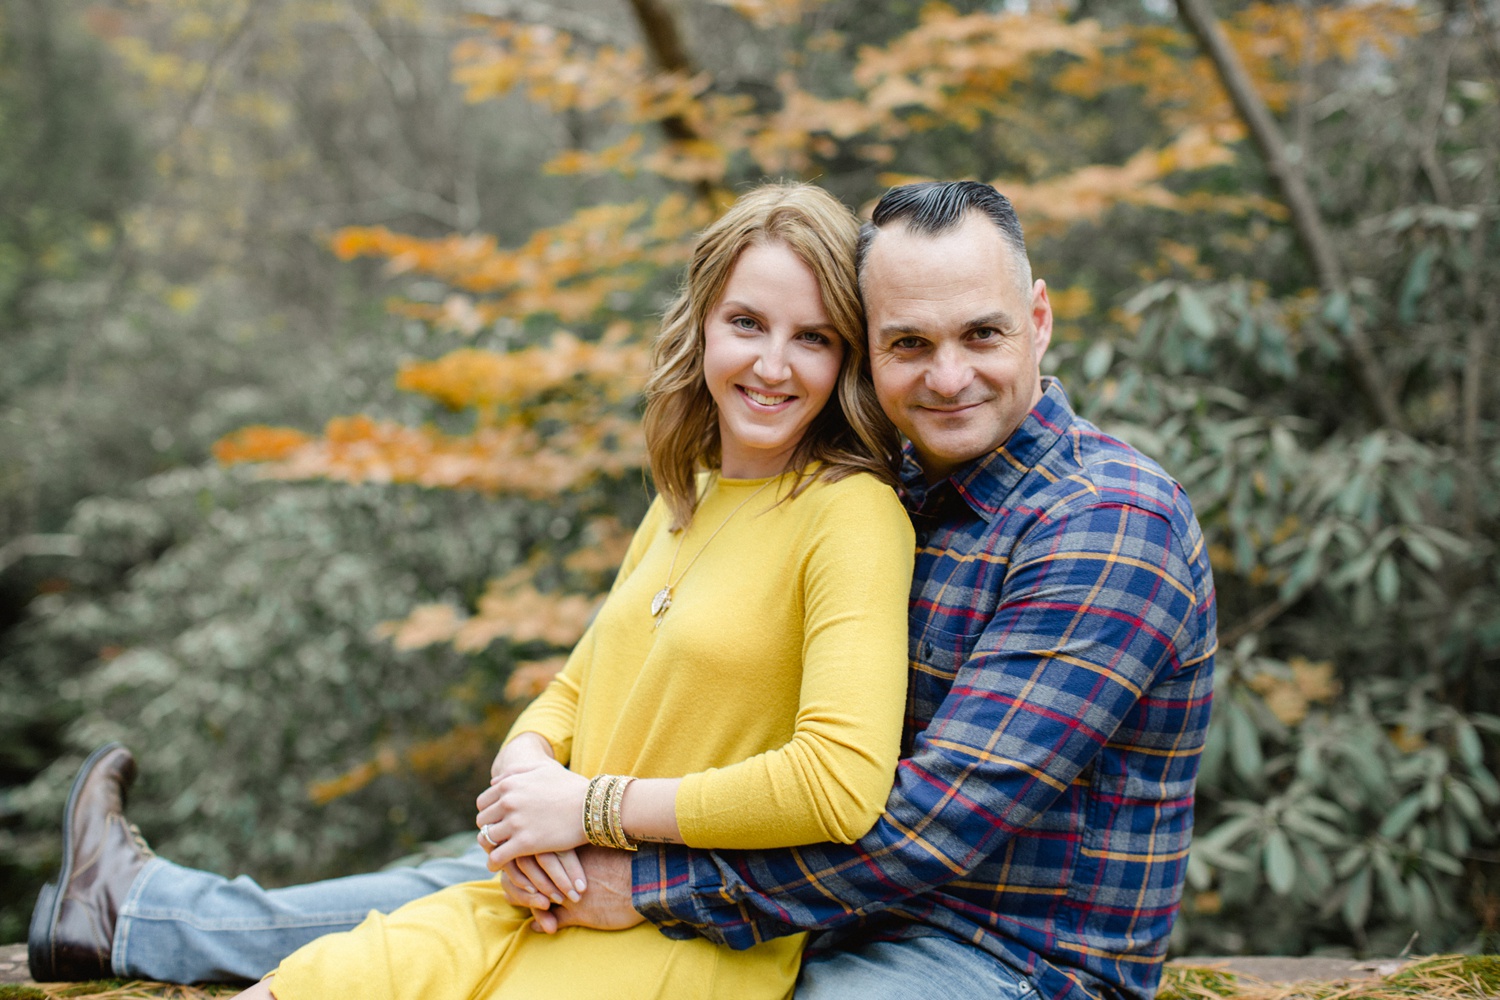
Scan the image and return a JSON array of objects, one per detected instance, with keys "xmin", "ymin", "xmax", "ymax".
[
  {"xmin": 501, "ymin": 850, "xmax": 588, "ymax": 906},
  {"xmin": 490, "ymin": 731, "xmax": 555, "ymax": 781},
  {"xmin": 475, "ymin": 756, "xmax": 589, "ymax": 871}
]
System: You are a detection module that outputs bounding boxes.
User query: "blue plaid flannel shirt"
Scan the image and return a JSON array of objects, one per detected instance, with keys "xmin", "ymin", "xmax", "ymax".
[{"xmin": 631, "ymin": 379, "xmax": 1217, "ymax": 1000}]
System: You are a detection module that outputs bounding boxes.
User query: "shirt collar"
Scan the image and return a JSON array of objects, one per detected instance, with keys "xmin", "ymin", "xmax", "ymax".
[{"xmin": 899, "ymin": 378, "xmax": 1075, "ymax": 522}]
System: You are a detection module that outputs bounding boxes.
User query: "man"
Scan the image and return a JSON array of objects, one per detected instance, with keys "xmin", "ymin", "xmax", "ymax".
[{"xmin": 31, "ymin": 182, "xmax": 1215, "ymax": 1000}]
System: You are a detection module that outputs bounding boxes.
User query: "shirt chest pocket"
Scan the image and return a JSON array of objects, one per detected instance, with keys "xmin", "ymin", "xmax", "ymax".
[
  {"xmin": 905, "ymin": 614, "xmax": 983, "ymax": 756},
  {"xmin": 909, "ymin": 613, "xmax": 983, "ymax": 683}
]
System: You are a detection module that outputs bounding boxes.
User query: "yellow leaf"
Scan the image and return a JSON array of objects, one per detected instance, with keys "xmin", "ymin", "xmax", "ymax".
[{"xmin": 374, "ymin": 603, "xmax": 464, "ymax": 651}]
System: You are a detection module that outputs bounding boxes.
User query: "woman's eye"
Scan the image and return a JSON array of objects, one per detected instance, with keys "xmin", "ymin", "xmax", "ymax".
[
  {"xmin": 799, "ymin": 331, "xmax": 830, "ymax": 345},
  {"xmin": 732, "ymin": 316, "xmax": 758, "ymax": 330}
]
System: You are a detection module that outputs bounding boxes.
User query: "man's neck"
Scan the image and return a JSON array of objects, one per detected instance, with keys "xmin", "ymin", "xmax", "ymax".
[{"xmin": 922, "ymin": 460, "xmax": 955, "ymax": 486}]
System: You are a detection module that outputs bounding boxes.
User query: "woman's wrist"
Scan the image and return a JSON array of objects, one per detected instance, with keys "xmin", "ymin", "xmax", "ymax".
[
  {"xmin": 492, "ymin": 731, "xmax": 556, "ymax": 778},
  {"xmin": 618, "ymin": 777, "xmax": 684, "ymax": 845}
]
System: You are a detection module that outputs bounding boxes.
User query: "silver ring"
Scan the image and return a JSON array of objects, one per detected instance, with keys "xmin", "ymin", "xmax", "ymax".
[{"xmin": 479, "ymin": 823, "xmax": 498, "ymax": 849}]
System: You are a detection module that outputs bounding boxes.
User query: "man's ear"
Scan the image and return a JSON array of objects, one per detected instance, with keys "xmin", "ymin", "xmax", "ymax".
[{"xmin": 1030, "ymin": 279, "xmax": 1053, "ymax": 359}]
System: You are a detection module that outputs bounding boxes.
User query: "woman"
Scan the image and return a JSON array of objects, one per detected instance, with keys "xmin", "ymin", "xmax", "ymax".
[{"xmin": 238, "ymin": 182, "xmax": 915, "ymax": 1000}]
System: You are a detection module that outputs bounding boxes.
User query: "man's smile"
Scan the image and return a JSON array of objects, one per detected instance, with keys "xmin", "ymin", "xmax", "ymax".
[{"xmin": 915, "ymin": 399, "xmax": 989, "ymax": 415}]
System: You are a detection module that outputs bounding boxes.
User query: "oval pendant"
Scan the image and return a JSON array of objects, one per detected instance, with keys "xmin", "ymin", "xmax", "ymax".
[{"xmin": 651, "ymin": 586, "xmax": 672, "ymax": 620}]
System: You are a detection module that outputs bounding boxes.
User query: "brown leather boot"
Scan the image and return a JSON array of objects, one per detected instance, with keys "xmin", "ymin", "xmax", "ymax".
[{"xmin": 28, "ymin": 742, "xmax": 155, "ymax": 981}]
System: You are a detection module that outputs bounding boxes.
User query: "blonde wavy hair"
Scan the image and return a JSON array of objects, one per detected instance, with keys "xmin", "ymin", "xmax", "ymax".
[{"xmin": 643, "ymin": 183, "xmax": 901, "ymax": 530}]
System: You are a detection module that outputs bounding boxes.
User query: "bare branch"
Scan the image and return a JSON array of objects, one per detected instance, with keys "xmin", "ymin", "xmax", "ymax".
[
  {"xmin": 1417, "ymin": 32, "xmax": 1459, "ymax": 208},
  {"xmin": 168, "ymin": 0, "xmax": 264, "ymax": 148},
  {"xmin": 1469, "ymin": 0, "xmax": 1500, "ymax": 93},
  {"xmin": 0, "ymin": 534, "xmax": 82, "ymax": 574},
  {"xmin": 1459, "ymin": 162, "xmax": 1495, "ymax": 533},
  {"xmin": 354, "ymin": 161, "xmax": 470, "ymax": 229},
  {"xmin": 1219, "ymin": 595, "xmax": 1294, "ymax": 648},
  {"xmin": 461, "ymin": 0, "xmax": 614, "ymax": 45},
  {"xmin": 1293, "ymin": 0, "xmax": 1315, "ymax": 172},
  {"xmin": 343, "ymin": 0, "xmax": 419, "ymax": 104},
  {"xmin": 1173, "ymin": 0, "xmax": 1407, "ymax": 431}
]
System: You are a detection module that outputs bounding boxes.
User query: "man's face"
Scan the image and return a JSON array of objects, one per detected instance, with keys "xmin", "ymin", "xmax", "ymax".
[{"xmin": 864, "ymin": 213, "xmax": 1053, "ymax": 483}]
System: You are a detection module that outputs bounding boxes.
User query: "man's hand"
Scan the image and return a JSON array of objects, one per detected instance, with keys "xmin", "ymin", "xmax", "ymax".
[{"xmin": 501, "ymin": 846, "xmax": 644, "ymax": 934}]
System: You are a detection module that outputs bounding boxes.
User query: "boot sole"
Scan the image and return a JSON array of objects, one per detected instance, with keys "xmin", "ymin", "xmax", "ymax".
[
  {"xmin": 27, "ymin": 880, "xmax": 60, "ymax": 980},
  {"xmin": 27, "ymin": 741, "xmax": 126, "ymax": 981}
]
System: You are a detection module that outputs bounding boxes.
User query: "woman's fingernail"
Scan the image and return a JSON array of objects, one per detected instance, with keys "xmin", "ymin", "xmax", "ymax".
[
  {"xmin": 574, "ymin": 878, "xmax": 587, "ymax": 893},
  {"xmin": 566, "ymin": 890, "xmax": 580, "ymax": 902}
]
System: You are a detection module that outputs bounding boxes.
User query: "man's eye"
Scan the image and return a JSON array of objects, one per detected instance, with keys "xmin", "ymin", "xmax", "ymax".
[
  {"xmin": 892, "ymin": 337, "xmax": 924, "ymax": 350},
  {"xmin": 971, "ymin": 327, "xmax": 999, "ymax": 341}
]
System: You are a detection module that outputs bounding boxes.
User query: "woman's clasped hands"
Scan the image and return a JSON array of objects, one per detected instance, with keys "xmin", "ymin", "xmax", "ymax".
[{"xmin": 478, "ymin": 734, "xmax": 590, "ymax": 911}]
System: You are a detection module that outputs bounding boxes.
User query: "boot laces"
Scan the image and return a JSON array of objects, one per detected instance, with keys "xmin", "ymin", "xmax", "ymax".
[{"xmin": 126, "ymin": 822, "xmax": 156, "ymax": 857}]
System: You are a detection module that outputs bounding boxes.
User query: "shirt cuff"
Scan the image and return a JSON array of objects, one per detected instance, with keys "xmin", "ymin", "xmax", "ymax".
[
  {"xmin": 630, "ymin": 844, "xmax": 788, "ymax": 949},
  {"xmin": 631, "ymin": 844, "xmax": 705, "ymax": 941}
]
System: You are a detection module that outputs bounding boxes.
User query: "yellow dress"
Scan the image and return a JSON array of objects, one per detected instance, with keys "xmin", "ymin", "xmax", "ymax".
[{"xmin": 270, "ymin": 469, "xmax": 915, "ymax": 1000}]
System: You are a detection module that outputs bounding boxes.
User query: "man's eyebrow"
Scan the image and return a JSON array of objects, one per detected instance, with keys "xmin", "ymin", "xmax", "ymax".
[{"xmin": 965, "ymin": 311, "xmax": 1016, "ymax": 331}]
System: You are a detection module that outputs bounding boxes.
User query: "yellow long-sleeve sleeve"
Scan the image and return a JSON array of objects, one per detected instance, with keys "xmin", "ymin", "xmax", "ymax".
[
  {"xmin": 672, "ymin": 476, "xmax": 913, "ymax": 847},
  {"xmin": 509, "ymin": 469, "xmax": 912, "ymax": 852}
]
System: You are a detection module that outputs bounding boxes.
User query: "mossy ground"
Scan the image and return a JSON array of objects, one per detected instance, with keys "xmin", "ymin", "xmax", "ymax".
[
  {"xmin": 1158, "ymin": 956, "xmax": 1500, "ymax": 1000},
  {"xmin": 7, "ymin": 957, "xmax": 1497, "ymax": 1000},
  {"xmin": 0, "ymin": 982, "xmax": 237, "ymax": 999}
]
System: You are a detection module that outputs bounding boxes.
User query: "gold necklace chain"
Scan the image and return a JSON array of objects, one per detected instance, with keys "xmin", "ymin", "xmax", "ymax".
[{"xmin": 651, "ymin": 476, "xmax": 776, "ymax": 628}]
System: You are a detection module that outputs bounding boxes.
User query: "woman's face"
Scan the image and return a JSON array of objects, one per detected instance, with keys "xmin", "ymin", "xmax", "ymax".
[{"xmin": 702, "ymin": 241, "xmax": 845, "ymax": 479}]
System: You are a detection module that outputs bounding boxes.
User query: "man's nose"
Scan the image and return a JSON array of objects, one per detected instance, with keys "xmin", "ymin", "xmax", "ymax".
[
  {"xmin": 754, "ymin": 338, "xmax": 791, "ymax": 383},
  {"xmin": 925, "ymin": 347, "xmax": 974, "ymax": 398}
]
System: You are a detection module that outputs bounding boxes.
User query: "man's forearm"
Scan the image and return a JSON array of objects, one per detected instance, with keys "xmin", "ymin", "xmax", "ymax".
[{"xmin": 630, "ymin": 505, "xmax": 1198, "ymax": 947}]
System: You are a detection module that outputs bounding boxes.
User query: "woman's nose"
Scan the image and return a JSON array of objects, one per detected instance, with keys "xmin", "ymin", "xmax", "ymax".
[{"xmin": 753, "ymin": 340, "xmax": 791, "ymax": 383}]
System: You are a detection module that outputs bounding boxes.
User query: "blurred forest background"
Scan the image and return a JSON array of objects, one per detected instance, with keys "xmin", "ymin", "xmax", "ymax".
[{"xmin": 1, "ymin": 0, "xmax": 1497, "ymax": 961}]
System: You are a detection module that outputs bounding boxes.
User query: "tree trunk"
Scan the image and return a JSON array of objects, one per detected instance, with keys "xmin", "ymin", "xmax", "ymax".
[
  {"xmin": 623, "ymin": 0, "xmax": 719, "ymax": 205},
  {"xmin": 1173, "ymin": 0, "xmax": 1407, "ymax": 432}
]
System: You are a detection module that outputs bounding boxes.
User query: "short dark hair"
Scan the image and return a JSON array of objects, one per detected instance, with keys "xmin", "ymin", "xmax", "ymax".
[{"xmin": 855, "ymin": 181, "xmax": 1032, "ymax": 290}]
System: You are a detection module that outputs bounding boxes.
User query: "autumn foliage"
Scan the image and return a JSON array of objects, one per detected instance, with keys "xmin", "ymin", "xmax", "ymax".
[
  {"xmin": 207, "ymin": 0, "xmax": 1427, "ymax": 775},
  {"xmin": 155, "ymin": 0, "xmax": 1500, "ymax": 953}
]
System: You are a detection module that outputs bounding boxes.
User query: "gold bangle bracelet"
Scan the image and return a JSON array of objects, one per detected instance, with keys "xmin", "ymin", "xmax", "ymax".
[
  {"xmin": 609, "ymin": 775, "xmax": 638, "ymax": 852},
  {"xmin": 582, "ymin": 774, "xmax": 639, "ymax": 851},
  {"xmin": 583, "ymin": 775, "xmax": 614, "ymax": 849}
]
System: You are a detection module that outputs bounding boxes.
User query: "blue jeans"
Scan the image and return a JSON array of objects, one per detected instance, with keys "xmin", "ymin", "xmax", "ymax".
[
  {"xmin": 798, "ymin": 935, "xmax": 1041, "ymax": 1000},
  {"xmin": 117, "ymin": 851, "xmax": 1039, "ymax": 999},
  {"xmin": 113, "ymin": 848, "xmax": 493, "ymax": 982}
]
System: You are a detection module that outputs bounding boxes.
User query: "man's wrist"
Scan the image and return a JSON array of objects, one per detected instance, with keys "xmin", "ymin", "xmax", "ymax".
[{"xmin": 629, "ymin": 843, "xmax": 705, "ymax": 938}]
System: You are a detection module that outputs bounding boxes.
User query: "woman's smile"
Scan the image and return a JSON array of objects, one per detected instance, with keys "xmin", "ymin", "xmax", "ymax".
[{"xmin": 738, "ymin": 385, "xmax": 796, "ymax": 408}]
